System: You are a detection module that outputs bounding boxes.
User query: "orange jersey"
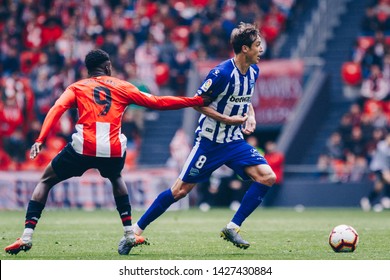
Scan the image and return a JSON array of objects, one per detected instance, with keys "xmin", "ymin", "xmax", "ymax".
[{"xmin": 36, "ymin": 76, "xmax": 204, "ymax": 157}]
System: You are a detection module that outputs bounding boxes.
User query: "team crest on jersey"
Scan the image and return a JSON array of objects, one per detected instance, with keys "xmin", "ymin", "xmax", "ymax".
[{"xmin": 201, "ymin": 79, "xmax": 212, "ymax": 91}]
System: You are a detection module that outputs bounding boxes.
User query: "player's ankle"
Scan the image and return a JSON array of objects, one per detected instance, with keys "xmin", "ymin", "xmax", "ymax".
[
  {"xmin": 226, "ymin": 222, "xmax": 239, "ymax": 229},
  {"xmin": 22, "ymin": 228, "xmax": 34, "ymax": 243},
  {"xmin": 133, "ymin": 223, "xmax": 143, "ymax": 235}
]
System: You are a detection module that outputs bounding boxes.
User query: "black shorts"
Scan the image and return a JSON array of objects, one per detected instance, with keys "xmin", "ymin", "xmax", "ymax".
[{"xmin": 52, "ymin": 143, "xmax": 126, "ymax": 180}]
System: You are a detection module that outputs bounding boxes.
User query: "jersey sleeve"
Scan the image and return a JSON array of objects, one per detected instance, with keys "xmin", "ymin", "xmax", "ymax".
[
  {"xmin": 196, "ymin": 67, "xmax": 227, "ymax": 98},
  {"xmin": 128, "ymin": 90, "xmax": 204, "ymax": 110},
  {"xmin": 35, "ymin": 88, "xmax": 76, "ymax": 143}
]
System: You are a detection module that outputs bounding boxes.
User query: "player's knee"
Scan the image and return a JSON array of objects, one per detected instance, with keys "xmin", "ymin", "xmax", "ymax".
[
  {"xmin": 171, "ymin": 188, "xmax": 188, "ymax": 200},
  {"xmin": 256, "ymin": 172, "xmax": 276, "ymax": 187},
  {"xmin": 268, "ymin": 173, "xmax": 277, "ymax": 186}
]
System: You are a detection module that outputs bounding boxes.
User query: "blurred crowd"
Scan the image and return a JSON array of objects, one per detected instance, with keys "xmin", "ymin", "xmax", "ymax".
[
  {"xmin": 0, "ymin": 0, "xmax": 293, "ymax": 171},
  {"xmin": 321, "ymin": 0, "xmax": 390, "ymax": 184}
]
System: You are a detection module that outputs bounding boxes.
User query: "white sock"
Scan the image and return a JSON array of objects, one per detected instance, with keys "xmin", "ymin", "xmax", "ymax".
[
  {"xmin": 22, "ymin": 228, "xmax": 34, "ymax": 242},
  {"xmin": 133, "ymin": 223, "xmax": 143, "ymax": 235},
  {"xmin": 226, "ymin": 222, "xmax": 239, "ymax": 229},
  {"xmin": 124, "ymin": 226, "xmax": 132, "ymax": 233}
]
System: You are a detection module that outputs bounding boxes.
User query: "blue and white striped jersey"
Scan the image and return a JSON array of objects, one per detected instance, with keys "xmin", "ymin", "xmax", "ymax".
[{"xmin": 195, "ymin": 58, "xmax": 259, "ymax": 143}]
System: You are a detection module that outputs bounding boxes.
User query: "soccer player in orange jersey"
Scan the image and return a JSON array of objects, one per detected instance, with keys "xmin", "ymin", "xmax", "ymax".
[{"xmin": 4, "ymin": 49, "xmax": 212, "ymax": 255}]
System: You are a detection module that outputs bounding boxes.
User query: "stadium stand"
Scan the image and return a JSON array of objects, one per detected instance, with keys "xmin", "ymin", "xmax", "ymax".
[
  {"xmin": 2, "ymin": 0, "xmax": 383, "ymax": 208},
  {"xmin": 0, "ymin": 0, "xmax": 294, "ymax": 170},
  {"xmin": 318, "ymin": 0, "xmax": 390, "ymax": 183}
]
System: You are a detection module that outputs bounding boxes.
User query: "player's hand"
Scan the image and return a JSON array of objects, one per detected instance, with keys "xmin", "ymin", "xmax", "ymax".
[
  {"xmin": 30, "ymin": 142, "xmax": 43, "ymax": 159},
  {"xmin": 223, "ymin": 114, "xmax": 249, "ymax": 125},
  {"xmin": 200, "ymin": 92, "xmax": 214, "ymax": 106},
  {"xmin": 242, "ymin": 115, "xmax": 256, "ymax": 135}
]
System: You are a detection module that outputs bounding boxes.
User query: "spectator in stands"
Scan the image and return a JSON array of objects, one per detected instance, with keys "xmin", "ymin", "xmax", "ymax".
[
  {"xmin": 360, "ymin": 132, "xmax": 390, "ymax": 212},
  {"xmin": 361, "ymin": 64, "xmax": 390, "ymax": 101},
  {"xmin": 263, "ymin": 140, "xmax": 285, "ymax": 207},
  {"xmin": 134, "ymin": 37, "xmax": 160, "ymax": 95},
  {"xmin": 169, "ymin": 39, "xmax": 192, "ymax": 96},
  {"xmin": 370, "ymin": 102, "xmax": 389, "ymax": 129},
  {"xmin": 351, "ymin": 38, "xmax": 367, "ymax": 65},
  {"xmin": 1, "ymin": 47, "xmax": 20, "ymax": 75},
  {"xmin": 345, "ymin": 151, "xmax": 368, "ymax": 182},
  {"xmin": 361, "ymin": 6, "xmax": 381, "ymax": 34},
  {"xmin": 373, "ymin": 0, "xmax": 390, "ymax": 31},
  {"xmin": 337, "ymin": 113, "xmax": 353, "ymax": 143},
  {"xmin": 345, "ymin": 126, "xmax": 367, "ymax": 157},
  {"xmin": 317, "ymin": 153, "xmax": 333, "ymax": 181},
  {"xmin": 346, "ymin": 103, "xmax": 363, "ymax": 126},
  {"xmin": 366, "ymin": 127, "xmax": 386, "ymax": 160},
  {"xmin": 369, "ymin": 31, "xmax": 387, "ymax": 68},
  {"xmin": 166, "ymin": 128, "xmax": 191, "ymax": 172},
  {"xmin": 382, "ymin": 53, "xmax": 390, "ymax": 80},
  {"xmin": 325, "ymin": 131, "xmax": 345, "ymax": 160}
]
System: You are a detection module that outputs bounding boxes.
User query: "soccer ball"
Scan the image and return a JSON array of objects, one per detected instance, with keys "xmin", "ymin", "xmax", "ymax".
[{"xmin": 328, "ymin": 224, "xmax": 359, "ymax": 252}]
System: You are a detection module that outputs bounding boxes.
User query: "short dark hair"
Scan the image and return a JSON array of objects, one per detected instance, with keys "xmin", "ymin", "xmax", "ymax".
[
  {"xmin": 84, "ymin": 49, "xmax": 110, "ymax": 72},
  {"xmin": 230, "ymin": 22, "xmax": 260, "ymax": 54}
]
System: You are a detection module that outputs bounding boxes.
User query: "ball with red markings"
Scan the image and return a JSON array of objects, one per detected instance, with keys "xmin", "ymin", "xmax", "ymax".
[{"xmin": 329, "ymin": 224, "xmax": 359, "ymax": 252}]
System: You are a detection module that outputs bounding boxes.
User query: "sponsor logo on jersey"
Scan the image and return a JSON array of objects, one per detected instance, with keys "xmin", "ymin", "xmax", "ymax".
[
  {"xmin": 189, "ymin": 167, "xmax": 200, "ymax": 177},
  {"xmin": 229, "ymin": 95, "xmax": 252, "ymax": 103},
  {"xmin": 205, "ymin": 127, "xmax": 213, "ymax": 133},
  {"xmin": 201, "ymin": 79, "xmax": 212, "ymax": 91},
  {"xmin": 212, "ymin": 69, "xmax": 220, "ymax": 76}
]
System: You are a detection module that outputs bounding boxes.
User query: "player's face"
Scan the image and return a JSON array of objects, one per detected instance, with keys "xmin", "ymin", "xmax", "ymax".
[{"xmin": 248, "ymin": 36, "xmax": 263, "ymax": 64}]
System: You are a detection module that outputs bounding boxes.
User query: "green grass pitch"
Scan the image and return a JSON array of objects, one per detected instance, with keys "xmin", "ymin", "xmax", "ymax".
[{"xmin": 0, "ymin": 208, "xmax": 389, "ymax": 260}]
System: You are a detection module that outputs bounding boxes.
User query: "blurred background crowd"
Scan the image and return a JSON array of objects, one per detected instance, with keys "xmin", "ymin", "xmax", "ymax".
[
  {"xmin": 321, "ymin": 0, "xmax": 390, "ymax": 184},
  {"xmin": 0, "ymin": 0, "xmax": 291, "ymax": 171},
  {"xmin": 2, "ymin": 0, "xmax": 390, "ymax": 210}
]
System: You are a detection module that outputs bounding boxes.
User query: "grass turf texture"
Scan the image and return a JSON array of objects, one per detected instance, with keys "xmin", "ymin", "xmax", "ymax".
[{"xmin": 0, "ymin": 208, "xmax": 389, "ymax": 260}]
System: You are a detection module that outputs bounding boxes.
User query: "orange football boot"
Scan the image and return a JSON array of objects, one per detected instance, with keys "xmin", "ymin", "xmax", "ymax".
[{"xmin": 5, "ymin": 238, "xmax": 32, "ymax": 255}]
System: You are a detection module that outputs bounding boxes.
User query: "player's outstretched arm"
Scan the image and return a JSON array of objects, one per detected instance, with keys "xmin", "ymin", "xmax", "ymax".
[
  {"xmin": 194, "ymin": 106, "xmax": 248, "ymax": 125},
  {"xmin": 131, "ymin": 91, "xmax": 211, "ymax": 110}
]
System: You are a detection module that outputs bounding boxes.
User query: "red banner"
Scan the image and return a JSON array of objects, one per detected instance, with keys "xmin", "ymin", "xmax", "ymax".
[{"xmin": 252, "ymin": 59, "xmax": 304, "ymax": 125}]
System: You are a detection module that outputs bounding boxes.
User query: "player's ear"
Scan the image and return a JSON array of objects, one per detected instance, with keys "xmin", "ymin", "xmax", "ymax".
[{"xmin": 105, "ymin": 63, "xmax": 112, "ymax": 76}]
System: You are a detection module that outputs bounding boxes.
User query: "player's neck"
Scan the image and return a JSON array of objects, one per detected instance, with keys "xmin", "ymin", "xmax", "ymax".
[
  {"xmin": 233, "ymin": 56, "xmax": 250, "ymax": 75},
  {"xmin": 89, "ymin": 71, "xmax": 108, "ymax": 77}
]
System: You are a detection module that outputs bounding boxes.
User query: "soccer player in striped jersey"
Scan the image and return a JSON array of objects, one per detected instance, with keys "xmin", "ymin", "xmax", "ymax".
[
  {"xmin": 133, "ymin": 22, "xmax": 276, "ymax": 250},
  {"xmin": 4, "ymin": 49, "xmax": 212, "ymax": 255}
]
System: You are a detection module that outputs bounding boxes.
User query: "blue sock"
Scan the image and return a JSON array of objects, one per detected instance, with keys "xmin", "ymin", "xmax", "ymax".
[
  {"xmin": 231, "ymin": 182, "xmax": 270, "ymax": 227},
  {"xmin": 137, "ymin": 189, "xmax": 175, "ymax": 230}
]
